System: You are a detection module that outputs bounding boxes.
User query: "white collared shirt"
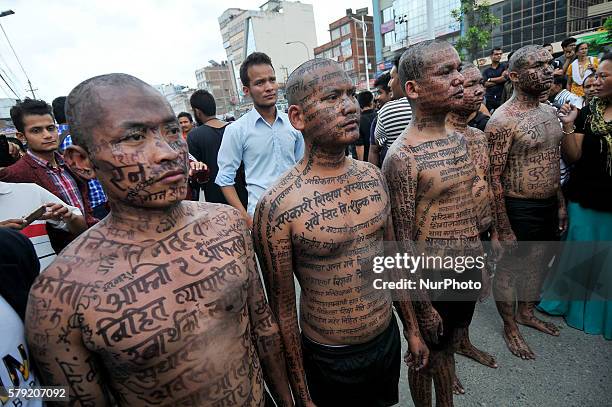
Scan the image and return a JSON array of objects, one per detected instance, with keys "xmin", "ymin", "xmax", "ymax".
[{"xmin": 0, "ymin": 182, "xmax": 82, "ymax": 271}]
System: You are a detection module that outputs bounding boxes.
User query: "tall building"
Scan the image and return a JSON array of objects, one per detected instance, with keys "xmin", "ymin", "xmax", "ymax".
[
  {"xmin": 154, "ymin": 84, "xmax": 196, "ymax": 115},
  {"xmin": 372, "ymin": 0, "xmax": 461, "ymax": 72},
  {"xmin": 478, "ymin": 0, "xmax": 610, "ymax": 58},
  {"xmin": 219, "ymin": 1, "xmax": 317, "ymax": 109},
  {"xmin": 314, "ymin": 8, "xmax": 376, "ymax": 90},
  {"xmin": 195, "ymin": 61, "xmax": 237, "ymax": 116}
]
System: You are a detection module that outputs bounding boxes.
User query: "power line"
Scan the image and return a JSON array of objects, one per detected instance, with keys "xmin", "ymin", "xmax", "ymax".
[
  {"xmin": 0, "ymin": 62, "xmax": 21, "ymax": 97},
  {"xmin": 0, "ymin": 47, "xmax": 21, "ymax": 92},
  {"xmin": 0, "ymin": 71, "xmax": 18, "ymax": 98},
  {"xmin": 0, "ymin": 21, "xmax": 35, "ymax": 98}
]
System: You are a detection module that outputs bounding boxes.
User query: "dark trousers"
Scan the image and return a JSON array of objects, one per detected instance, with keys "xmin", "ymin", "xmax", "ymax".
[{"xmin": 302, "ymin": 317, "xmax": 401, "ymax": 407}]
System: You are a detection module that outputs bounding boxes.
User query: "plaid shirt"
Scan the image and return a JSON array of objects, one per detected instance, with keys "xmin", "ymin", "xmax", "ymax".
[
  {"xmin": 26, "ymin": 151, "xmax": 85, "ymax": 213},
  {"xmin": 60, "ymin": 134, "xmax": 108, "ymax": 208}
]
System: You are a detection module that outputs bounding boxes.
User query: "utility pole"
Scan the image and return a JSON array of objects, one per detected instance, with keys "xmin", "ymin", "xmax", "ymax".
[
  {"xmin": 26, "ymin": 79, "xmax": 36, "ymax": 98},
  {"xmin": 351, "ymin": 16, "xmax": 370, "ymax": 90}
]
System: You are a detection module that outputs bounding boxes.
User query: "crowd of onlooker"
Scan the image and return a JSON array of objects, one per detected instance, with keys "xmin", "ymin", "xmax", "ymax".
[{"xmin": 0, "ymin": 35, "xmax": 609, "ymax": 405}]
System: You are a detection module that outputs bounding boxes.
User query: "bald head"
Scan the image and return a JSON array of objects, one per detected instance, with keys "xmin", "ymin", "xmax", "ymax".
[
  {"xmin": 286, "ymin": 58, "xmax": 347, "ymax": 107},
  {"xmin": 399, "ymin": 40, "xmax": 455, "ymax": 88},
  {"xmin": 66, "ymin": 73, "xmax": 156, "ymax": 150},
  {"xmin": 509, "ymin": 45, "xmax": 548, "ymax": 72}
]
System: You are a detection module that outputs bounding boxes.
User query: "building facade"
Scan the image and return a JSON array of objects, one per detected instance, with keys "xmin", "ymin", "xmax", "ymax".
[
  {"xmin": 314, "ymin": 9, "xmax": 376, "ymax": 90},
  {"xmin": 195, "ymin": 61, "xmax": 237, "ymax": 116},
  {"xmin": 479, "ymin": 0, "xmax": 609, "ymax": 58},
  {"xmin": 219, "ymin": 0, "xmax": 317, "ymax": 112},
  {"xmin": 372, "ymin": 0, "xmax": 461, "ymax": 73},
  {"xmin": 155, "ymin": 84, "xmax": 196, "ymax": 115}
]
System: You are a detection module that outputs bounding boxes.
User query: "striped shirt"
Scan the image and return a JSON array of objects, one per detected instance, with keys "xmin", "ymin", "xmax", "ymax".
[
  {"xmin": 26, "ymin": 151, "xmax": 85, "ymax": 214},
  {"xmin": 552, "ymin": 89, "xmax": 584, "ymax": 109},
  {"xmin": 374, "ymin": 97, "xmax": 412, "ymax": 148}
]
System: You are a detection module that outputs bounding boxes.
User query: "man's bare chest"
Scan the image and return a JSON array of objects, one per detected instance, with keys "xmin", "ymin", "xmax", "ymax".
[
  {"xmin": 68, "ymin": 229, "xmax": 252, "ymax": 366},
  {"xmin": 511, "ymin": 113, "xmax": 562, "ymax": 155},
  {"xmin": 281, "ymin": 178, "xmax": 388, "ymax": 258}
]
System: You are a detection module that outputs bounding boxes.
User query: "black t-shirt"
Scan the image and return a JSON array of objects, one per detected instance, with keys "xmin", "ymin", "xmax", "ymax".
[
  {"xmin": 357, "ymin": 109, "xmax": 375, "ymax": 161},
  {"xmin": 482, "ymin": 62, "xmax": 507, "ymax": 101},
  {"xmin": 0, "ymin": 228, "xmax": 39, "ymax": 321},
  {"xmin": 187, "ymin": 124, "xmax": 248, "ymax": 208},
  {"xmin": 565, "ymin": 103, "xmax": 612, "ymax": 212},
  {"xmin": 468, "ymin": 111, "xmax": 490, "ymax": 132}
]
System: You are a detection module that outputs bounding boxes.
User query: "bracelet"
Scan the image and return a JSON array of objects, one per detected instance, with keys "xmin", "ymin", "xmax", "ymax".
[{"xmin": 562, "ymin": 125, "xmax": 576, "ymax": 135}]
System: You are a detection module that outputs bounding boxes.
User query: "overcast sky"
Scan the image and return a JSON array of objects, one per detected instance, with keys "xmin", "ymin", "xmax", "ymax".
[{"xmin": 0, "ymin": 0, "xmax": 369, "ymax": 102}]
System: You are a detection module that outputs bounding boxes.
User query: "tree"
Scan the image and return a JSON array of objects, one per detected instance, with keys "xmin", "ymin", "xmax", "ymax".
[
  {"xmin": 451, "ymin": 0, "xmax": 501, "ymax": 62},
  {"xmin": 583, "ymin": 16, "xmax": 612, "ymax": 56}
]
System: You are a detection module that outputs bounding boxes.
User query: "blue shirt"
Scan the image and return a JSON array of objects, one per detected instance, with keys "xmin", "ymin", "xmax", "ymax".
[{"xmin": 215, "ymin": 108, "xmax": 304, "ymax": 215}]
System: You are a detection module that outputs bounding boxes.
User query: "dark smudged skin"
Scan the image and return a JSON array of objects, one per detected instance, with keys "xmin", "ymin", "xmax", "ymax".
[
  {"xmin": 25, "ymin": 78, "xmax": 292, "ymax": 407},
  {"xmin": 25, "ymin": 203, "xmax": 277, "ymax": 406},
  {"xmin": 255, "ymin": 60, "xmax": 426, "ymax": 406}
]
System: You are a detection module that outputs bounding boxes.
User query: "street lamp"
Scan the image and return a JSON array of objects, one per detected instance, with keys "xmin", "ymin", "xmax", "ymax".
[
  {"xmin": 0, "ymin": 10, "xmax": 14, "ymax": 18},
  {"xmin": 286, "ymin": 41, "xmax": 310, "ymax": 59},
  {"xmin": 350, "ymin": 16, "xmax": 370, "ymax": 90}
]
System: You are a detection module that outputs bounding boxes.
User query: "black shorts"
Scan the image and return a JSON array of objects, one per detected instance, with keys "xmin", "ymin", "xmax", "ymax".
[
  {"xmin": 426, "ymin": 267, "xmax": 482, "ymax": 351},
  {"xmin": 302, "ymin": 317, "xmax": 400, "ymax": 407},
  {"xmin": 505, "ymin": 196, "xmax": 559, "ymax": 241}
]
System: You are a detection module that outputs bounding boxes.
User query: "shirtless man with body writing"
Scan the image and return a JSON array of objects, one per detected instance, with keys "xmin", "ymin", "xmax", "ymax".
[
  {"xmin": 445, "ymin": 63, "xmax": 497, "ymax": 393},
  {"xmin": 486, "ymin": 45, "xmax": 566, "ymax": 360},
  {"xmin": 254, "ymin": 59, "xmax": 428, "ymax": 407},
  {"xmin": 25, "ymin": 74, "xmax": 292, "ymax": 406},
  {"xmin": 384, "ymin": 40, "xmax": 487, "ymax": 407}
]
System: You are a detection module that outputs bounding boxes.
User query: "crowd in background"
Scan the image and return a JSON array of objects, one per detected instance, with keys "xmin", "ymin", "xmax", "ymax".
[{"xmin": 0, "ymin": 32, "xmax": 609, "ymax": 406}]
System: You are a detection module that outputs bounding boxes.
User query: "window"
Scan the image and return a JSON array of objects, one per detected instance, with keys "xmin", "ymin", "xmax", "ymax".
[
  {"xmin": 544, "ymin": 11, "xmax": 554, "ymax": 23},
  {"xmin": 523, "ymin": 7, "xmax": 532, "ymax": 18},
  {"xmin": 341, "ymin": 39, "xmax": 352, "ymax": 57},
  {"xmin": 382, "ymin": 7, "xmax": 393, "ymax": 22},
  {"xmin": 383, "ymin": 31, "xmax": 394, "ymax": 47},
  {"xmin": 512, "ymin": 0, "xmax": 521, "ymax": 11},
  {"xmin": 523, "ymin": 27, "xmax": 532, "ymax": 41},
  {"xmin": 522, "ymin": 0, "xmax": 533, "ymax": 8},
  {"xmin": 503, "ymin": 2, "xmax": 511, "ymax": 14},
  {"xmin": 544, "ymin": 23, "xmax": 554, "ymax": 37},
  {"xmin": 555, "ymin": 22, "xmax": 566, "ymax": 35},
  {"xmin": 341, "ymin": 24, "xmax": 351, "ymax": 37},
  {"xmin": 331, "ymin": 28, "xmax": 341, "ymax": 40},
  {"xmin": 344, "ymin": 59, "xmax": 354, "ymax": 71},
  {"xmin": 532, "ymin": 23, "xmax": 543, "ymax": 38}
]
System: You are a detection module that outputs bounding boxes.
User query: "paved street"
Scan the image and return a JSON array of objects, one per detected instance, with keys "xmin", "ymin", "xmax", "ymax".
[
  {"xmin": 395, "ymin": 299, "xmax": 611, "ymax": 407},
  {"xmin": 290, "ymin": 278, "xmax": 610, "ymax": 407}
]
